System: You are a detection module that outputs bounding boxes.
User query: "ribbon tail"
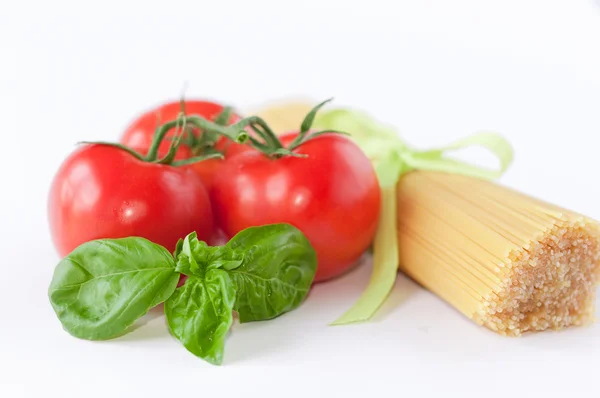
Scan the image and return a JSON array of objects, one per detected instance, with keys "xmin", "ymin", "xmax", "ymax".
[
  {"xmin": 403, "ymin": 132, "xmax": 514, "ymax": 180},
  {"xmin": 331, "ymin": 185, "xmax": 399, "ymax": 325}
]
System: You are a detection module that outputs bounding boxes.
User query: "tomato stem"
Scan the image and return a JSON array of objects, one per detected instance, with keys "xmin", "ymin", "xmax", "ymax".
[
  {"xmin": 145, "ymin": 119, "xmax": 182, "ymax": 162},
  {"xmin": 79, "ymin": 113, "xmax": 228, "ymax": 167},
  {"xmin": 171, "ymin": 153, "xmax": 224, "ymax": 166},
  {"xmin": 173, "ymin": 107, "xmax": 236, "ymax": 156},
  {"xmin": 287, "ymin": 98, "xmax": 334, "ymax": 150},
  {"xmin": 221, "ymin": 115, "xmax": 286, "ymax": 156},
  {"xmin": 154, "ymin": 115, "xmax": 188, "ymax": 164},
  {"xmin": 192, "ymin": 107, "xmax": 233, "ymax": 155},
  {"xmin": 146, "ymin": 111, "xmax": 248, "ymax": 164},
  {"xmin": 185, "ymin": 116, "xmax": 249, "ymax": 145},
  {"xmin": 231, "ymin": 98, "xmax": 347, "ymax": 158},
  {"xmin": 238, "ymin": 117, "xmax": 282, "ymax": 150},
  {"xmin": 288, "ymin": 129, "xmax": 350, "ymax": 149},
  {"xmin": 77, "ymin": 142, "xmax": 146, "ymax": 161},
  {"xmin": 213, "ymin": 107, "xmax": 232, "ymax": 127}
]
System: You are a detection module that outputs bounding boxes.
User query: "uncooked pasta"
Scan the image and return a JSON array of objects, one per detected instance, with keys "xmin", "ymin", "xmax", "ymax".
[{"xmin": 397, "ymin": 171, "xmax": 600, "ymax": 335}]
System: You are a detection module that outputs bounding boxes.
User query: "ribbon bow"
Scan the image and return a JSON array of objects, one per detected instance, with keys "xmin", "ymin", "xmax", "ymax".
[{"xmin": 314, "ymin": 109, "xmax": 513, "ymax": 325}]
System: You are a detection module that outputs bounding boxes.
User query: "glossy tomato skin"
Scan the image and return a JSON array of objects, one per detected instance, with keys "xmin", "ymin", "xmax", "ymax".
[
  {"xmin": 186, "ymin": 141, "xmax": 256, "ymax": 193},
  {"xmin": 211, "ymin": 133, "xmax": 381, "ymax": 282},
  {"xmin": 48, "ymin": 144, "xmax": 214, "ymax": 257},
  {"xmin": 120, "ymin": 100, "xmax": 247, "ymax": 191}
]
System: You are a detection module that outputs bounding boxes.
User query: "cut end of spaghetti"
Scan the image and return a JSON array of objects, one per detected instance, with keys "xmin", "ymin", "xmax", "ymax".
[{"xmin": 475, "ymin": 220, "xmax": 600, "ymax": 336}]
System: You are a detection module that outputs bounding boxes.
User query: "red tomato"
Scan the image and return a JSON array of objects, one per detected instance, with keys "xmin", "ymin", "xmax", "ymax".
[
  {"xmin": 48, "ymin": 144, "xmax": 214, "ymax": 257},
  {"xmin": 120, "ymin": 100, "xmax": 248, "ymax": 191},
  {"xmin": 211, "ymin": 133, "xmax": 381, "ymax": 282},
  {"xmin": 185, "ymin": 140, "xmax": 258, "ymax": 192}
]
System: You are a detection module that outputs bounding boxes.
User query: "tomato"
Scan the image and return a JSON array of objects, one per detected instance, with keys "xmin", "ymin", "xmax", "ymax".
[
  {"xmin": 120, "ymin": 100, "xmax": 248, "ymax": 191},
  {"xmin": 211, "ymin": 133, "xmax": 381, "ymax": 282},
  {"xmin": 48, "ymin": 144, "xmax": 214, "ymax": 257}
]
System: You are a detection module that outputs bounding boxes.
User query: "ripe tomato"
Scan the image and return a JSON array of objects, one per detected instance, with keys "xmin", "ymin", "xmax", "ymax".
[
  {"xmin": 211, "ymin": 133, "xmax": 381, "ymax": 282},
  {"xmin": 120, "ymin": 100, "xmax": 248, "ymax": 191},
  {"xmin": 48, "ymin": 144, "xmax": 214, "ymax": 257}
]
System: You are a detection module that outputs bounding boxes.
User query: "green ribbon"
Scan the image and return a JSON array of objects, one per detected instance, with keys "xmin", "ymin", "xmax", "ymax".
[{"xmin": 314, "ymin": 108, "xmax": 513, "ymax": 325}]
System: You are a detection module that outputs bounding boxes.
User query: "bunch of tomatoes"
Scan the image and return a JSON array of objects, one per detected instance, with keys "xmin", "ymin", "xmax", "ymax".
[{"xmin": 48, "ymin": 99, "xmax": 381, "ymax": 282}]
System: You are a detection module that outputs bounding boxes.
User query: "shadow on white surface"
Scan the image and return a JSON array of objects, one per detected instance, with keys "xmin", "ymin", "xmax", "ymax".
[
  {"xmin": 370, "ymin": 273, "xmax": 422, "ymax": 323},
  {"xmin": 115, "ymin": 304, "xmax": 170, "ymax": 342},
  {"xmin": 305, "ymin": 254, "xmax": 422, "ymax": 323},
  {"xmin": 515, "ymin": 286, "xmax": 600, "ymax": 354},
  {"xmin": 224, "ymin": 318, "xmax": 306, "ymax": 365}
]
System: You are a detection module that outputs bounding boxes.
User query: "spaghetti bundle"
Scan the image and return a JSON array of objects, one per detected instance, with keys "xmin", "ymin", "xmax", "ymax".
[{"xmin": 397, "ymin": 171, "xmax": 600, "ymax": 335}]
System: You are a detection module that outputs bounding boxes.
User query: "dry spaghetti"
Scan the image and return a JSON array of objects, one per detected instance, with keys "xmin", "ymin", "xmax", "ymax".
[{"xmin": 397, "ymin": 171, "xmax": 600, "ymax": 335}]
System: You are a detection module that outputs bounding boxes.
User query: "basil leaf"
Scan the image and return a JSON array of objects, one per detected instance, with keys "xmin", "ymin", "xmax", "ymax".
[
  {"xmin": 226, "ymin": 223, "xmax": 317, "ymax": 322},
  {"xmin": 48, "ymin": 238, "xmax": 179, "ymax": 340},
  {"xmin": 165, "ymin": 270, "xmax": 236, "ymax": 365},
  {"xmin": 173, "ymin": 237, "xmax": 184, "ymax": 258},
  {"xmin": 174, "ymin": 232, "xmax": 244, "ymax": 276}
]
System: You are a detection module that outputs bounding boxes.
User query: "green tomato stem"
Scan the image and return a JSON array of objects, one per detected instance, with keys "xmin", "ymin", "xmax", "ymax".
[
  {"xmin": 186, "ymin": 116, "xmax": 249, "ymax": 145},
  {"xmin": 77, "ymin": 141, "xmax": 146, "ymax": 161},
  {"xmin": 231, "ymin": 99, "xmax": 348, "ymax": 159},
  {"xmin": 192, "ymin": 107, "xmax": 234, "ymax": 151},
  {"xmin": 145, "ymin": 119, "xmax": 181, "ymax": 162},
  {"xmin": 231, "ymin": 116, "xmax": 283, "ymax": 151},
  {"xmin": 171, "ymin": 153, "xmax": 224, "ymax": 166},
  {"xmin": 157, "ymin": 116, "xmax": 190, "ymax": 164}
]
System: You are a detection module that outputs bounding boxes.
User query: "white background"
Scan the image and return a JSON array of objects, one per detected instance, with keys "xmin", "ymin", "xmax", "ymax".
[{"xmin": 3, "ymin": 1, "xmax": 600, "ymax": 397}]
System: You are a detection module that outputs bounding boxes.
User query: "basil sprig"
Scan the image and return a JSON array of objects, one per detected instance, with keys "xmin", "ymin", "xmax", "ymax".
[
  {"xmin": 226, "ymin": 224, "xmax": 317, "ymax": 322},
  {"xmin": 48, "ymin": 238, "xmax": 180, "ymax": 340},
  {"xmin": 48, "ymin": 224, "xmax": 317, "ymax": 365}
]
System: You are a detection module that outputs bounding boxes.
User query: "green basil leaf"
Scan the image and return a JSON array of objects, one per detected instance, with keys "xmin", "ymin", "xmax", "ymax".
[
  {"xmin": 165, "ymin": 270, "xmax": 236, "ymax": 365},
  {"xmin": 225, "ymin": 223, "xmax": 317, "ymax": 322},
  {"xmin": 174, "ymin": 232, "xmax": 243, "ymax": 276},
  {"xmin": 173, "ymin": 237, "xmax": 184, "ymax": 258},
  {"xmin": 48, "ymin": 238, "xmax": 179, "ymax": 340}
]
